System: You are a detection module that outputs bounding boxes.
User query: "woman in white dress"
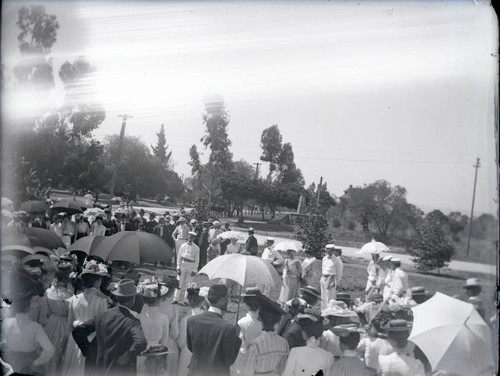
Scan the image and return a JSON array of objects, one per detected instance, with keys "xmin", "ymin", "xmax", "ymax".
[
  {"xmin": 224, "ymin": 237, "xmax": 241, "ymax": 299},
  {"xmin": 177, "ymin": 284, "xmax": 207, "ymax": 376},
  {"xmin": 300, "ymin": 249, "xmax": 317, "ymax": 288},
  {"xmin": 60, "ymin": 260, "xmax": 109, "ymax": 376},
  {"xmin": 158, "ymin": 276, "xmax": 180, "ymax": 376},
  {"xmin": 136, "ymin": 281, "xmax": 170, "ymax": 376},
  {"xmin": 278, "ymin": 250, "xmax": 302, "ymax": 308}
]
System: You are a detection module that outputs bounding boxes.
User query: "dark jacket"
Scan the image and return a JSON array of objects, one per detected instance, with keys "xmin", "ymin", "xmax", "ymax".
[
  {"xmin": 186, "ymin": 311, "xmax": 242, "ymax": 376},
  {"xmin": 245, "ymin": 235, "xmax": 258, "ymax": 256},
  {"xmin": 282, "ymin": 320, "xmax": 306, "ymax": 349},
  {"xmin": 72, "ymin": 305, "xmax": 147, "ymax": 376}
]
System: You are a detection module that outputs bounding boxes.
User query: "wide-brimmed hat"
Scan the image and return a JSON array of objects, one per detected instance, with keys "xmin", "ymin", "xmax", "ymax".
[
  {"xmin": 299, "ymin": 286, "xmax": 321, "ymax": 300},
  {"xmin": 286, "ymin": 297, "xmax": 306, "ymax": 309},
  {"xmin": 382, "ymin": 255, "xmax": 393, "ymax": 262},
  {"xmin": 265, "ymin": 237, "xmax": 275, "ymax": 243},
  {"xmin": 241, "ymin": 286, "xmax": 263, "ymax": 297},
  {"xmin": 410, "ymin": 286, "xmax": 427, "ymax": 296},
  {"xmin": 22, "ymin": 254, "xmax": 50, "ymax": 266},
  {"xmin": 111, "ymin": 278, "xmax": 137, "ymax": 297},
  {"xmin": 463, "ymin": 278, "xmax": 481, "ymax": 288},
  {"xmin": 390, "ymin": 258, "xmax": 401, "ymax": 264},
  {"xmin": 382, "ymin": 319, "xmax": 412, "ymax": 333},
  {"xmin": 178, "ymin": 216, "xmax": 186, "ymax": 222},
  {"xmin": 258, "ymin": 293, "xmax": 286, "ymax": 316},
  {"xmin": 80, "ymin": 259, "xmax": 109, "ymax": 277},
  {"xmin": 322, "ymin": 300, "xmax": 355, "ymax": 318},
  {"xmin": 337, "ymin": 292, "xmax": 351, "ymax": 302},
  {"xmin": 367, "ymin": 293, "xmax": 384, "ymax": 303},
  {"xmin": 137, "ymin": 281, "xmax": 168, "ymax": 298},
  {"xmin": 331, "ymin": 323, "xmax": 364, "ymax": 337}
]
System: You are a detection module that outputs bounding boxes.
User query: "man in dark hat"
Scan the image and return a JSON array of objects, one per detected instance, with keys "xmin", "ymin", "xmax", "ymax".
[
  {"xmin": 245, "ymin": 228, "xmax": 258, "ymax": 256},
  {"xmin": 186, "ymin": 284, "xmax": 241, "ymax": 376},
  {"xmin": 103, "ymin": 209, "xmax": 119, "ymax": 236},
  {"xmin": 72, "ymin": 279, "xmax": 147, "ymax": 376},
  {"xmin": 299, "ymin": 285, "xmax": 321, "ymax": 308},
  {"xmin": 144, "ymin": 213, "xmax": 157, "ymax": 233}
]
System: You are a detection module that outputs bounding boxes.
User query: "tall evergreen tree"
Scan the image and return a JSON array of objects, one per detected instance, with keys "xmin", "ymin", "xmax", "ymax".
[{"xmin": 151, "ymin": 124, "xmax": 172, "ymax": 170}]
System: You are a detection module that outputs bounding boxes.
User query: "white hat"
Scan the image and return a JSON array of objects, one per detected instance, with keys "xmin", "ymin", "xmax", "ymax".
[
  {"xmin": 266, "ymin": 237, "xmax": 275, "ymax": 242},
  {"xmin": 190, "ymin": 219, "xmax": 197, "ymax": 224},
  {"xmin": 382, "ymin": 255, "xmax": 393, "ymax": 261},
  {"xmin": 325, "ymin": 244, "xmax": 336, "ymax": 250},
  {"xmin": 463, "ymin": 278, "xmax": 481, "ymax": 288},
  {"xmin": 188, "ymin": 231, "xmax": 197, "ymax": 237},
  {"xmin": 391, "ymin": 258, "xmax": 401, "ymax": 263}
]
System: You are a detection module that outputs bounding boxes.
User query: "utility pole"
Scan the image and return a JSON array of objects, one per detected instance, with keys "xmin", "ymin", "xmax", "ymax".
[
  {"xmin": 466, "ymin": 158, "xmax": 480, "ymax": 257},
  {"xmin": 108, "ymin": 114, "xmax": 133, "ymax": 208},
  {"xmin": 316, "ymin": 176, "xmax": 323, "ymax": 205},
  {"xmin": 253, "ymin": 162, "xmax": 261, "ymax": 179}
]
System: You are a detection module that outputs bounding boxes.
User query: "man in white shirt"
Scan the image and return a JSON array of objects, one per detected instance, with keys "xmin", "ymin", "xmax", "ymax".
[
  {"xmin": 174, "ymin": 231, "xmax": 200, "ymax": 305},
  {"xmin": 387, "ymin": 258, "xmax": 409, "ymax": 300},
  {"xmin": 320, "ymin": 244, "xmax": 337, "ymax": 310},
  {"xmin": 333, "ymin": 247, "xmax": 343, "ymax": 289}
]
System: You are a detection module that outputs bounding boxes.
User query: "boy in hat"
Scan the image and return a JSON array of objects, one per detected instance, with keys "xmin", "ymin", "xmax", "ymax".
[
  {"xmin": 174, "ymin": 231, "xmax": 200, "ymax": 305},
  {"xmin": 72, "ymin": 279, "xmax": 147, "ymax": 376}
]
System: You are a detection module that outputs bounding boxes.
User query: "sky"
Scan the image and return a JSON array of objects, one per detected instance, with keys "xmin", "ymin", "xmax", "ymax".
[{"xmin": 1, "ymin": 0, "xmax": 498, "ymax": 215}]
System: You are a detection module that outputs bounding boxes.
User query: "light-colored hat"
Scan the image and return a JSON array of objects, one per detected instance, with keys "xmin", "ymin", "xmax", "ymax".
[
  {"xmin": 463, "ymin": 278, "xmax": 481, "ymax": 288},
  {"xmin": 137, "ymin": 282, "xmax": 168, "ymax": 298},
  {"xmin": 391, "ymin": 258, "xmax": 401, "ymax": 263},
  {"xmin": 382, "ymin": 255, "xmax": 393, "ymax": 262},
  {"xmin": 178, "ymin": 216, "xmax": 186, "ymax": 222},
  {"xmin": 80, "ymin": 259, "xmax": 109, "ymax": 277},
  {"xmin": 286, "ymin": 297, "xmax": 306, "ymax": 308},
  {"xmin": 325, "ymin": 244, "xmax": 336, "ymax": 250},
  {"xmin": 190, "ymin": 218, "xmax": 197, "ymax": 224},
  {"xmin": 199, "ymin": 286, "xmax": 210, "ymax": 297},
  {"xmin": 331, "ymin": 323, "xmax": 364, "ymax": 337},
  {"xmin": 111, "ymin": 278, "xmax": 137, "ymax": 297},
  {"xmin": 188, "ymin": 231, "xmax": 197, "ymax": 237},
  {"xmin": 248, "ymin": 227, "xmax": 255, "ymax": 233},
  {"xmin": 321, "ymin": 300, "xmax": 355, "ymax": 318},
  {"xmin": 266, "ymin": 237, "xmax": 275, "ymax": 242}
]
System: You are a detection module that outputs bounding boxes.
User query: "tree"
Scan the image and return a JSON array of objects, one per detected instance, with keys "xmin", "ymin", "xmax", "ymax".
[
  {"xmin": 295, "ymin": 204, "xmax": 333, "ymax": 258},
  {"xmin": 201, "ymin": 95, "xmax": 233, "ymax": 171},
  {"xmin": 260, "ymin": 125, "xmax": 283, "ymax": 181},
  {"xmin": 470, "ymin": 213, "xmax": 498, "ymax": 240},
  {"xmin": 188, "ymin": 144, "xmax": 202, "ymax": 175},
  {"xmin": 14, "ymin": 5, "xmax": 59, "ymax": 90},
  {"xmin": 306, "ymin": 182, "xmax": 336, "ymax": 214},
  {"xmin": 407, "ymin": 216, "xmax": 455, "ymax": 274},
  {"xmin": 347, "ymin": 180, "xmax": 421, "ymax": 239},
  {"xmin": 276, "ymin": 142, "xmax": 304, "ymax": 185},
  {"xmin": 151, "ymin": 124, "xmax": 173, "ymax": 170},
  {"xmin": 447, "ymin": 211, "xmax": 468, "ymax": 236}
]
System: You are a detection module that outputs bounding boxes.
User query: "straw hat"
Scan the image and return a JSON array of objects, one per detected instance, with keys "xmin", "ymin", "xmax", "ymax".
[
  {"xmin": 321, "ymin": 300, "xmax": 355, "ymax": 318},
  {"xmin": 299, "ymin": 286, "xmax": 321, "ymax": 300},
  {"xmin": 463, "ymin": 278, "xmax": 481, "ymax": 288},
  {"xmin": 111, "ymin": 279, "xmax": 137, "ymax": 297},
  {"xmin": 136, "ymin": 282, "xmax": 168, "ymax": 298},
  {"xmin": 381, "ymin": 319, "xmax": 412, "ymax": 332},
  {"xmin": 80, "ymin": 259, "xmax": 109, "ymax": 277}
]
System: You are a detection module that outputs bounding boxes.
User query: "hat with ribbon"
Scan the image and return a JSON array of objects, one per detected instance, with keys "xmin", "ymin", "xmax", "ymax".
[
  {"xmin": 137, "ymin": 281, "xmax": 168, "ymax": 298},
  {"xmin": 331, "ymin": 323, "xmax": 364, "ymax": 337},
  {"xmin": 299, "ymin": 286, "xmax": 321, "ymax": 300},
  {"xmin": 381, "ymin": 319, "xmax": 412, "ymax": 333},
  {"xmin": 463, "ymin": 278, "xmax": 481, "ymax": 288},
  {"xmin": 111, "ymin": 278, "xmax": 137, "ymax": 297}
]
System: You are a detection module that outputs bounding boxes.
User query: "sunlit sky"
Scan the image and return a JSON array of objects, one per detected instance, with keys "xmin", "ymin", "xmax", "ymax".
[{"xmin": 1, "ymin": 0, "xmax": 498, "ymax": 215}]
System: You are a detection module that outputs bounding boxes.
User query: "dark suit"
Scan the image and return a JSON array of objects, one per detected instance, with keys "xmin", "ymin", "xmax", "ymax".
[
  {"xmin": 282, "ymin": 320, "xmax": 306, "ymax": 349},
  {"xmin": 245, "ymin": 234, "xmax": 258, "ymax": 255},
  {"xmin": 73, "ymin": 305, "xmax": 147, "ymax": 376},
  {"xmin": 186, "ymin": 311, "xmax": 242, "ymax": 376}
]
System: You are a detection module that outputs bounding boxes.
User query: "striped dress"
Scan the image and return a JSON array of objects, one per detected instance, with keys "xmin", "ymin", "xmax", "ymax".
[
  {"xmin": 330, "ymin": 350, "xmax": 371, "ymax": 376},
  {"xmin": 244, "ymin": 331, "xmax": 289, "ymax": 376}
]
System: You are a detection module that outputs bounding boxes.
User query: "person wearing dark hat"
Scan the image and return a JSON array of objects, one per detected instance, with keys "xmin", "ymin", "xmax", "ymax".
[
  {"xmin": 174, "ymin": 231, "xmax": 200, "ymax": 305},
  {"xmin": 103, "ymin": 209, "xmax": 119, "ymax": 236},
  {"xmin": 90, "ymin": 215, "xmax": 107, "ymax": 236},
  {"xmin": 61, "ymin": 260, "xmax": 110, "ymax": 376},
  {"xmin": 186, "ymin": 284, "xmax": 242, "ymax": 376},
  {"xmin": 299, "ymin": 285, "xmax": 321, "ymax": 308},
  {"xmin": 377, "ymin": 320, "xmax": 425, "ymax": 376},
  {"xmin": 330, "ymin": 324, "xmax": 367, "ymax": 376},
  {"xmin": 231, "ymin": 287, "xmax": 264, "ymax": 375},
  {"xmin": 282, "ymin": 313, "xmax": 334, "ymax": 376},
  {"xmin": 72, "ymin": 279, "xmax": 147, "ymax": 376},
  {"xmin": 245, "ymin": 228, "xmax": 258, "ymax": 256},
  {"xmin": 336, "ymin": 292, "xmax": 352, "ymax": 308},
  {"xmin": 357, "ymin": 319, "xmax": 395, "ymax": 374},
  {"xmin": 197, "ymin": 221, "xmax": 211, "ymax": 269},
  {"xmin": 408, "ymin": 286, "xmax": 430, "ymax": 306},
  {"xmin": 144, "ymin": 213, "xmax": 157, "ymax": 233},
  {"xmin": 243, "ymin": 296, "xmax": 289, "ymax": 376}
]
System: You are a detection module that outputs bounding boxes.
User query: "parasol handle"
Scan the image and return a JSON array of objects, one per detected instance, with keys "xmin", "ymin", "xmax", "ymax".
[{"xmin": 235, "ymin": 284, "xmax": 242, "ymax": 323}]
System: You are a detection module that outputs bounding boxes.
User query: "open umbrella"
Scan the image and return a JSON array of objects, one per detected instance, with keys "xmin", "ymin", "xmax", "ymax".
[
  {"xmin": 218, "ymin": 231, "xmax": 244, "ymax": 240},
  {"xmin": 69, "ymin": 235, "xmax": 106, "ymax": 255},
  {"xmin": 358, "ymin": 238, "xmax": 390, "ymax": 254},
  {"xmin": 2, "ymin": 228, "xmax": 66, "ymax": 250},
  {"xmin": 198, "ymin": 253, "xmax": 282, "ymax": 320},
  {"xmin": 90, "ymin": 231, "xmax": 173, "ymax": 264},
  {"xmin": 24, "ymin": 227, "xmax": 66, "ymax": 249},
  {"xmin": 50, "ymin": 199, "xmax": 87, "ymax": 215},
  {"xmin": 272, "ymin": 240, "xmax": 301, "ymax": 252},
  {"xmin": 409, "ymin": 292, "xmax": 494, "ymax": 376},
  {"xmin": 19, "ymin": 200, "xmax": 49, "ymax": 214},
  {"xmin": 1, "ymin": 244, "xmax": 35, "ymax": 258}
]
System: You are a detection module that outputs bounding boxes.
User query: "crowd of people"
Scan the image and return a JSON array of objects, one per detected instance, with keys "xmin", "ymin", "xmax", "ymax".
[{"xmin": 1, "ymin": 200, "xmax": 497, "ymax": 376}]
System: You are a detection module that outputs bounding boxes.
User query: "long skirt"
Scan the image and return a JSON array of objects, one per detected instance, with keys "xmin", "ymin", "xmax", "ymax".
[
  {"xmin": 177, "ymin": 345, "xmax": 192, "ymax": 376},
  {"xmin": 60, "ymin": 334, "xmax": 86, "ymax": 376},
  {"xmin": 43, "ymin": 313, "xmax": 69, "ymax": 375},
  {"xmin": 278, "ymin": 275, "xmax": 300, "ymax": 306},
  {"xmin": 166, "ymin": 335, "xmax": 179, "ymax": 376}
]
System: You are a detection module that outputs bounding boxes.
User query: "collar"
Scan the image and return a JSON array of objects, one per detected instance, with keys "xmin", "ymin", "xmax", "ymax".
[
  {"xmin": 208, "ymin": 306, "xmax": 223, "ymax": 316},
  {"xmin": 343, "ymin": 350, "xmax": 358, "ymax": 357},
  {"xmin": 118, "ymin": 304, "xmax": 139, "ymax": 319}
]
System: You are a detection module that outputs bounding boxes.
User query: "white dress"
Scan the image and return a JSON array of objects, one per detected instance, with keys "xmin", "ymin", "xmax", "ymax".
[
  {"xmin": 282, "ymin": 337, "xmax": 335, "ymax": 376},
  {"xmin": 159, "ymin": 298, "xmax": 180, "ymax": 376},
  {"xmin": 60, "ymin": 288, "xmax": 108, "ymax": 376}
]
